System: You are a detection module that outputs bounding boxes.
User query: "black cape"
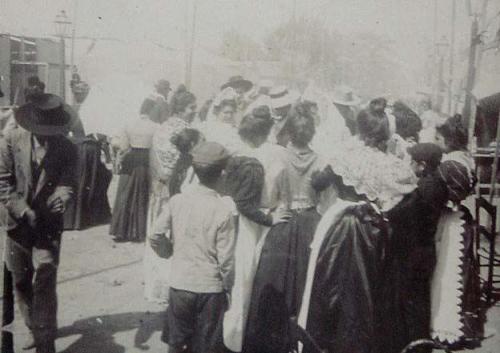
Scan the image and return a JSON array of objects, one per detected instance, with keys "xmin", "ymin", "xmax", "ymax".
[
  {"xmin": 64, "ymin": 136, "xmax": 112, "ymax": 230},
  {"xmin": 305, "ymin": 203, "xmax": 385, "ymax": 353},
  {"xmin": 244, "ymin": 208, "xmax": 320, "ymax": 353}
]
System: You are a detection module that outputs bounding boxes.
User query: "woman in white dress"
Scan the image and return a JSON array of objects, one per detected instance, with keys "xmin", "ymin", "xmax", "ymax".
[{"xmin": 195, "ymin": 97, "xmax": 243, "ymax": 155}]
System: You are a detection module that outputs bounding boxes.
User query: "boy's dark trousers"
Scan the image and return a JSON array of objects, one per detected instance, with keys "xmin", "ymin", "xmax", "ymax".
[{"xmin": 163, "ymin": 288, "xmax": 227, "ymax": 353}]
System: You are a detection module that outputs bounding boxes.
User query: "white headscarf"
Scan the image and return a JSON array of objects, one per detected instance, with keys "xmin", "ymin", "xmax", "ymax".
[{"xmin": 303, "ymin": 81, "xmax": 417, "ymax": 211}]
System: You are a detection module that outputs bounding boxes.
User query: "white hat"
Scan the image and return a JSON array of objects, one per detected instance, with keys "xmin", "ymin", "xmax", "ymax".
[
  {"xmin": 331, "ymin": 85, "xmax": 361, "ymax": 106},
  {"xmin": 269, "ymin": 85, "xmax": 300, "ymax": 110},
  {"xmin": 258, "ymin": 79, "xmax": 274, "ymax": 89}
]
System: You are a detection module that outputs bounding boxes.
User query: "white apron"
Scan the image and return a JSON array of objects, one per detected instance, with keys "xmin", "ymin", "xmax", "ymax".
[
  {"xmin": 430, "ymin": 207, "xmax": 467, "ymax": 343},
  {"xmin": 223, "ymin": 142, "xmax": 290, "ymax": 352},
  {"xmin": 223, "ymin": 214, "xmax": 270, "ymax": 351}
]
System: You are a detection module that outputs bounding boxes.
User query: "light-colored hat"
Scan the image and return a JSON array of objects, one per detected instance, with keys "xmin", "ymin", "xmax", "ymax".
[
  {"xmin": 258, "ymin": 79, "xmax": 274, "ymax": 89},
  {"xmin": 269, "ymin": 85, "xmax": 300, "ymax": 110},
  {"xmin": 331, "ymin": 85, "xmax": 361, "ymax": 106}
]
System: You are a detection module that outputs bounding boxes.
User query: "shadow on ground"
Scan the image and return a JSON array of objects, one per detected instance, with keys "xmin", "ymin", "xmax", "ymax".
[{"xmin": 56, "ymin": 311, "xmax": 164, "ymax": 352}]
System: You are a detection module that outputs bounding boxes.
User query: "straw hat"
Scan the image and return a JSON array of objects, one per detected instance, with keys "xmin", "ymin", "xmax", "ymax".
[
  {"xmin": 331, "ymin": 85, "xmax": 361, "ymax": 106},
  {"xmin": 269, "ymin": 85, "xmax": 300, "ymax": 110}
]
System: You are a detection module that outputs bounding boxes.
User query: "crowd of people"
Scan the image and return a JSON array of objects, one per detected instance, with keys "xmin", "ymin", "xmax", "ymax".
[
  {"xmin": 0, "ymin": 73, "xmax": 483, "ymax": 353},
  {"xmin": 105, "ymin": 74, "xmax": 482, "ymax": 353}
]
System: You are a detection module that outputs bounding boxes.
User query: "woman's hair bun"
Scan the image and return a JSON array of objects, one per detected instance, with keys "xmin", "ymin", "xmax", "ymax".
[
  {"xmin": 252, "ymin": 105, "xmax": 271, "ymax": 120},
  {"xmin": 175, "ymin": 84, "xmax": 188, "ymax": 94},
  {"xmin": 170, "ymin": 133, "xmax": 181, "ymax": 146},
  {"xmin": 369, "ymin": 97, "xmax": 387, "ymax": 114}
]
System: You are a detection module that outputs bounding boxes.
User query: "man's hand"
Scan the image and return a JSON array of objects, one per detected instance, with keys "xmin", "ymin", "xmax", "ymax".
[
  {"xmin": 271, "ymin": 208, "xmax": 292, "ymax": 225},
  {"xmin": 47, "ymin": 196, "xmax": 65, "ymax": 214},
  {"xmin": 149, "ymin": 233, "xmax": 173, "ymax": 259}
]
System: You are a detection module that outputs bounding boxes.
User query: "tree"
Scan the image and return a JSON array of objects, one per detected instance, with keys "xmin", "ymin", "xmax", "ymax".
[{"xmin": 219, "ymin": 30, "xmax": 265, "ymax": 62}]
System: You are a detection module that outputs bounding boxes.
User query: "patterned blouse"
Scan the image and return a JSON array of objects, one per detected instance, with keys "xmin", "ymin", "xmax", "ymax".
[{"xmin": 150, "ymin": 116, "xmax": 189, "ymax": 183}]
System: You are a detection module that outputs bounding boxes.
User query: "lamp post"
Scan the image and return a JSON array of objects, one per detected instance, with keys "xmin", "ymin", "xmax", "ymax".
[{"xmin": 54, "ymin": 10, "xmax": 71, "ymax": 101}]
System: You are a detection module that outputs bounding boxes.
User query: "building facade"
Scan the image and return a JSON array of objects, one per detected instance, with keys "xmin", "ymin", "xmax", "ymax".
[{"xmin": 0, "ymin": 33, "xmax": 68, "ymax": 106}]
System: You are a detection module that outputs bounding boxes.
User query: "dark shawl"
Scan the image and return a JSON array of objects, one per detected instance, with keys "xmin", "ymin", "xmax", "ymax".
[{"xmin": 304, "ymin": 203, "xmax": 386, "ymax": 353}]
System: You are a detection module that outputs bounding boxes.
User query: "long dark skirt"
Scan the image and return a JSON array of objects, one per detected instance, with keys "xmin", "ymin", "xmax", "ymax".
[
  {"xmin": 109, "ymin": 148, "xmax": 150, "ymax": 242},
  {"xmin": 244, "ymin": 209, "xmax": 320, "ymax": 353}
]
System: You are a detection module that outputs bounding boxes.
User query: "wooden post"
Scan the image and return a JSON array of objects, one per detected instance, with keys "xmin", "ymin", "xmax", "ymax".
[
  {"xmin": 70, "ymin": 0, "xmax": 78, "ymax": 106},
  {"xmin": 489, "ymin": 112, "xmax": 500, "ymax": 203},
  {"xmin": 1, "ymin": 264, "xmax": 14, "ymax": 353},
  {"xmin": 447, "ymin": 0, "xmax": 457, "ymax": 115},
  {"xmin": 290, "ymin": 0, "xmax": 297, "ymax": 78},
  {"xmin": 59, "ymin": 37, "xmax": 66, "ymax": 101},
  {"xmin": 462, "ymin": 15, "xmax": 479, "ymax": 130},
  {"xmin": 185, "ymin": 0, "xmax": 198, "ymax": 89},
  {"xmin": 184, "ymin": 0, "xmax": 190, "ymax": 87},
  {"xmin": 20, "ymin": 38, "xmax": 25, "ymax": 103}
]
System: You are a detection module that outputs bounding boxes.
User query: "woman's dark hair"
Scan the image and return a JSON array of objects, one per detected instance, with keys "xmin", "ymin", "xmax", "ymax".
[
  {"xmin": 214, "ymin": 99, "xmax": 237, "ymax": 115},
  {"xmin": 436, "ymin": 114, "xmax": 468, "ymax": 151},
  {"xmin": 198, "ymin": 98, "xmax": 213, "ymax": 122},
  {"xmin": 357, "ymin": 102, "xmax": 390, "ymax": 151},
  {"xmin": 286, "ymin": 102, "xmax": 316, "ymax": 147},
  {"xmin": 170, "ymin": 84, "xmax": 196, "ymax": 115},
  {"xmin": 171, "ymin": 128, "xmax": 202, "ymax": 154},
  {"xmin": 392, "ymin": 101, "xmax": 422, "ymax": 141},
  {"xmin": 169, "ymin": 128, "xmax": 203, "ymax": 195},
  {"xmin": 238, "ymin": 105, "xmax": 274, "ymax": 145},
  {"xmin": 369, "ymin": 97, "xmax": 387, "ymax": 113},
  {"xmin": 140, "ymin": 98, "xmax": 156, "ymax": 116}
]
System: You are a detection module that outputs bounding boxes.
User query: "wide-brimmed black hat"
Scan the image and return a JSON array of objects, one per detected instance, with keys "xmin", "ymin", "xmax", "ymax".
[
  {"xmin": 15, "ymin": 94, "xmax": 77, "ymax": 136},
  {"xmin": 221, "ymin": 75, "xmax": 253, "ymax": 92}
]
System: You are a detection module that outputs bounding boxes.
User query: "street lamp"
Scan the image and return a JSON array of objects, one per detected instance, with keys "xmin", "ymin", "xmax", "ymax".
[{"xmin": 54, "ymin": 10, "xmax": 71, "ymax": 101}]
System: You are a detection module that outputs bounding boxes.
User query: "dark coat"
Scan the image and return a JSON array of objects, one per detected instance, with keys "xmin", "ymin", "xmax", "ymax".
[{"xmin": 378, "ymin": 173, "xmax": 448, "ymax": 353}]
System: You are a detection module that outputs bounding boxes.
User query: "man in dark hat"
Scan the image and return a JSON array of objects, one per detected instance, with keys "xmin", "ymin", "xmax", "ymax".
[
  {"xmin": 23, "ymin": 76, "xmax": 85, "ymax": 137},
  {"xmin": 221, "ymin": 75, "xmax": 253, "ymax": 95},
  {"xmin": 0, "ymin": 93, "xmax": 78, "ymax": 353}
]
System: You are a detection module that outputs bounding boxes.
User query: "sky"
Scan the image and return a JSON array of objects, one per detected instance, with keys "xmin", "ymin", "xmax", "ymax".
[
  {"xmin": 0, "ymin": 0, "xmax": 446, "ymax": 49},
  {"xmin": 1, "ymin": 0, "xmax": 498, "ymax": 94}
]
